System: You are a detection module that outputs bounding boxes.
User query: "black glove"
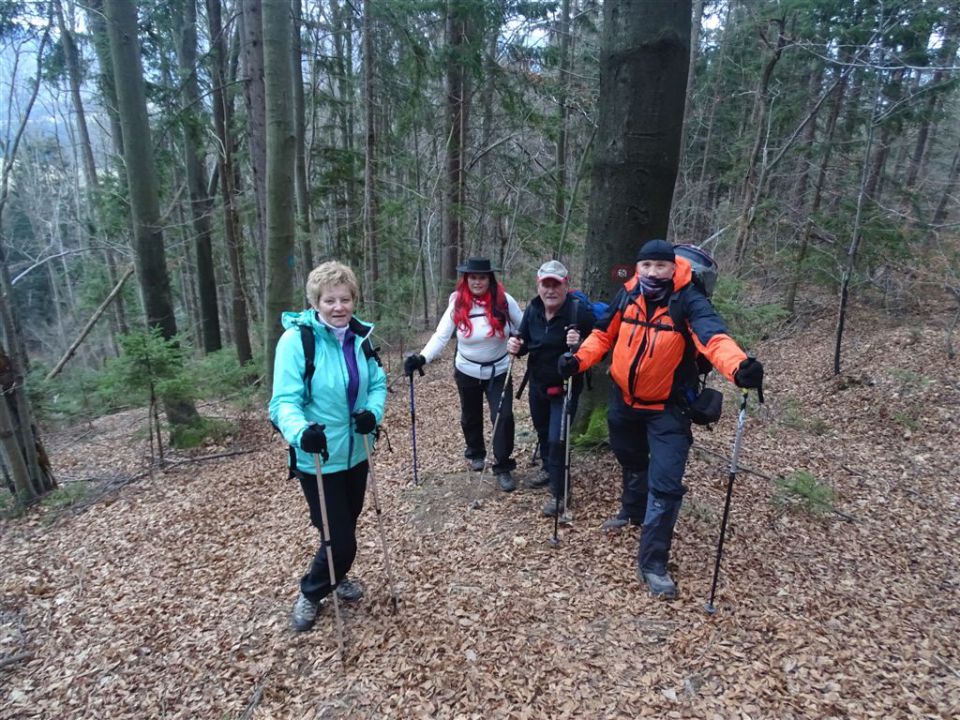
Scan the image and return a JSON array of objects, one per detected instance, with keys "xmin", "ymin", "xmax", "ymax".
[
  {"xmin": 403, "ymin": 353, "xmax": 426, "ymax": 377},
  {"xmin": 352, "ymin": 409, "xmax": 377, "ymax": 435},
  {"xmin": 734, "ymin": 357, "xmax": 764, "ymax": 389},
  {"xmin": 557, "ymin": 352, "xmax": 580, "ymax": 380},
  {"xmin": 299, "ymin": 424, "xmax": 329, "ymax": 462}
]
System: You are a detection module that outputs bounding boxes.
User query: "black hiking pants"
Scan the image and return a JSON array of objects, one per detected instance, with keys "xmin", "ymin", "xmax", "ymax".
[
  {"xmin": 607, "ymin": 390, "xmax": 692, "ymax": 575},
  {"xmin": 528, "ymin": 381, "xmax": 579, "ymax": 500},
  {"xmin": 297, "ymin": 461, "xmax": 368, "ymax": 601},
  {"xmin": 454, "ymin": 368, "xmax": 516, "ymax": 473}
]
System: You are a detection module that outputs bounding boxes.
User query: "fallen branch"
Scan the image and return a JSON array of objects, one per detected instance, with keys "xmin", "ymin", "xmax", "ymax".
[
  {"xmin": 45, "ymin": 266, "xmax": 135, "ymax": 381},
  {"xmin": 238, "ymin": 681, "xmax": 264, "ymax": 720},
  {"xmin": 692, "ymin": 445, "xmax": 857, "ymax": 522},
  {"xmin": 0, "ymin": 652, "xmax": 33, "ymax": 671}
]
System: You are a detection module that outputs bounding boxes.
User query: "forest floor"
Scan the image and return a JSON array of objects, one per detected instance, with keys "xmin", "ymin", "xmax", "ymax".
[{"xmin": 1, "ymin": 301, "xmax": 959, "ymax": 719}]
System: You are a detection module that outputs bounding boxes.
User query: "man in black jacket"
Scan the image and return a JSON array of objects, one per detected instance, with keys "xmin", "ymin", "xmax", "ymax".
[{"xmin": 507, "ymin": 260, "xmax": 595, "ymax": 515}]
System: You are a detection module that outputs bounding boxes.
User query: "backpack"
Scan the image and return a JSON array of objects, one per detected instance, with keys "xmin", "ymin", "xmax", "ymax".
[
  {"xmin": 275, "ymin": 324, "xmax": 382, "ymax": 477},
  {"xmin": 668, "ymin": 243, "xmax": 719, "ymax": 379},
  {"xmin": 568, "ymin": 289, "xmax": 608, "ymax": 321},
  {"xmin": 669, "ymin": 244, "xmax": 722, "ymax": 424}
]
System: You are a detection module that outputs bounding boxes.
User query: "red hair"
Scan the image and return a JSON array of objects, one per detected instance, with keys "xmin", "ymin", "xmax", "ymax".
[{"xmin": 453, "ymin": 274, "xmax": 507, "ymax": 338}]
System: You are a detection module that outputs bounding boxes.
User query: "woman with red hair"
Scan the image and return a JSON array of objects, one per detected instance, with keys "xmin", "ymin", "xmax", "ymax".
[{"xmin": 404, "ymin": 258, "xmax": 523, "ymax": 491}]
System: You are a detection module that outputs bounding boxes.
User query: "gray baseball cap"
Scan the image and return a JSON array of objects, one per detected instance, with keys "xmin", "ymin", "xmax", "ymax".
[{"xmin": 537, "ymin": 260, "xmax": 569, "ymax": 282}]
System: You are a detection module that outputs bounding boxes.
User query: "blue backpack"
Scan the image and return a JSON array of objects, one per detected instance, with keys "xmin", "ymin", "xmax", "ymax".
[{"xmin": 568, "ymin": 289, "xmax": 608, "ymax": 321}]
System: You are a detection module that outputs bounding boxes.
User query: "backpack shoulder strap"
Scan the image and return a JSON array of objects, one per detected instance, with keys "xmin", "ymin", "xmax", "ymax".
[
  {"xmin": 360, "ymin": 336, "xmax": 383, "ymax": 366},
  {"xmin": 300, "ymin": 325, "xmax": 316, "ymax": 402},
  {"xmin": 566, "ymin": 294, "xmax": 580, "ymax": 327}
]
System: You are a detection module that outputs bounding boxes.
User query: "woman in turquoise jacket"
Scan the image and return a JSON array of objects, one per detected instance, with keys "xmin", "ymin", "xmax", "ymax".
[{"xmin": 269, "ymin": 261, "xmax": 387, "ymax": 632}]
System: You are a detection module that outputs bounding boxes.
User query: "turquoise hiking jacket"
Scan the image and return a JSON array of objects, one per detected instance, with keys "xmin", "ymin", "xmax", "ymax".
[{"xmin": 269, "ymin": 309, "xmax": 387, "ymax": 475}]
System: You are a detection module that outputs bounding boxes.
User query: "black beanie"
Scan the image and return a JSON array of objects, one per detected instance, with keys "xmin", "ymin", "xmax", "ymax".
[
  {"xmin": 637, "ymin": 240, "xmax": 677, "ymax": 262},
  {"xmin": 636, "ymin": 239, "xmax": 675, "ymax": 262}
]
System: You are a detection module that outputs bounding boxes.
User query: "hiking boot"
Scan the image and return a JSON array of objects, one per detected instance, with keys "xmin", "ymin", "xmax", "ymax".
[
  {"xmin": 601, "ymin": 508, "xmax": 642, "ymax": 531},
  {"xmin": 468, "ymin": 457, "xmax": 486, "ymax": 472},
  {"xmin": 336, "ymin": 575, "xmax": 363, "ymax": 603},
  {"xmin": 290, "ymin": 592, "xmax": 321, "ymax": 632},
  {"xmin": 638, "ymin": 569, "xmax": 678, "ymax": 600},
  {"xmin": 525, "ymin": 468, "xmax": 550, "ymax": 489},
  {"xmin": 497, "ymin": 471, "xmax": 516, "ymax": 492},
  {"xmin": 541, "ymin": 495, "xmax": 572, "ymax": 517}
]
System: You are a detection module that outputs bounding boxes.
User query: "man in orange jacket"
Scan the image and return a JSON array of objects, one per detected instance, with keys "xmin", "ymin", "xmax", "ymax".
[{"xmin": 558, "ymin": 240, "xmax": 763, "ymax": 599}]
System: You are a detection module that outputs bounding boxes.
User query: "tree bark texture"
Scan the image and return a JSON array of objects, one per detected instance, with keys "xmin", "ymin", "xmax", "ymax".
[
  {"xmin": 207, "ymin": 0, "xmax": 253, "ymax": 365},
  {"xmin": 176, "ymin": 0, "xmax": 222, "ymax": 353},
  {"xmin": 240, "ymin": 0, "xmax": 268, "ymax": 288},
  {"xmin": 442, "ymin": 2, "xmax": 471, "ymax": 288},
  {"xmin": 104, "ymin": 0, "xmax": 198, "ymax": 426},
  {"xmin": 262, "ymin": 0, "xmax": 297, "ymax": 389},
  {"xmin": 292, "ymin": 0, "xmax": 313, "ymax": 277},
  {"xmin": 362, "ymin": 0, "xmax": 380, "ymax": 304},
  {"xmin": 582, "ymin": 0, "xmax": 691, "ymax": 305}
]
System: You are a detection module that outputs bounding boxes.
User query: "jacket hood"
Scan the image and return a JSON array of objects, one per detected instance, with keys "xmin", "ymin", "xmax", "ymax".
[
  {"xmin": 280, "ymin": 309, "xmax": 374, "ymax": 340},
  {"xmin": 624, "ymin": 256, "xmax": 694, "ymax": 293}
]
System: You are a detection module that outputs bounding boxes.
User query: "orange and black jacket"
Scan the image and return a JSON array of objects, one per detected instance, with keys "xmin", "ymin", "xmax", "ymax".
[{"xmin": 574, "ymin": 257, "xmax": 746, "ymax": 411}]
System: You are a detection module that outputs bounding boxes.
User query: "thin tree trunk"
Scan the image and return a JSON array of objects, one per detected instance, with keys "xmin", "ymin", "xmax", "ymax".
[
  {"xmin": 554, "ymin": 0, "xmax": 572, "ymax": 236},
  {"xmin": 733, "ymin": 18, "xmax": 786, "ymax": 272},
  {"xmin": 176, "ymin": 0, "xmax": 222, "ymax": 353},
  {"xmin": 207, "ymin": 0, "xmax": 253, "ymax": 365},
  {"xmin": 784, "ymin": 58, "xmax": 848, "ymax": 317},
  {"xmin": 835, "ymin": 58, "xmax": 885, "ymax": 376},
  {"xmin": 361, "ymin": 0, "xmax": 379, "ymax": 305},
  {"xmin": 292, "ymin": 0, "xmax": 313, "ymax": 277}
]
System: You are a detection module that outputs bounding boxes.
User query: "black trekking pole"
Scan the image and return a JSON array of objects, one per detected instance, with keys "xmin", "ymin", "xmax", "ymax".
[
  {"xmin": 470, "ymin": 355, "xmax": 514, "ymax": 510},
  {"xmin": 312, "ymin": 454, "xmax": 346, "ymax": 662},
  {"xmin": 549, "ymin": 376, "xmax": 574, "ymax": 547},
  {"xmin": 408, "ymin": 365, "xmax": 424, "ymax": 486},
  {"xmin": 361, "ymin": 434, "xmax": 400, "ymax": 613},
  {"xmin": 704, "ymin": 390, "xmax": 750, "ymax": 615}
]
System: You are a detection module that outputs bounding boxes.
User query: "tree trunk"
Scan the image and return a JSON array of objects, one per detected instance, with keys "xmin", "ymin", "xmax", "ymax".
[
  {"xmin": 104, "ymin": 0, "xmax": 199, "ymax": 426},
  {"xmin": 554, "ymin": 0, "xmax": 572, "ymax": 237},
  {"xmin": 207, "ymin": 0, "xmax": 253, "ymax": 365},
  {"xmin": 784, "ymin": 57, "xmax": 848, "ymax": 317},
  {"xmin": 577, "ymin": 0, "xmax": 691, "ymax": 431},
  {"xmin": 732, "ymin": 18, "xmax": 786, "ymax": 272},
  {"xmin": 583, "ymin": 0, "xmax": 691, "ymax": 304},
  {"xmin": 292, "ymin": 0, "xmax": 313, "ymax": 277},
  {"xmin": 240, "ymin": 0, "xmax": 268, "ymax": 290},
  {"xmin": 262, "ymin": 0, "xmax": 297, "ymax": 388},
  {"xmin": 933, "ymin": 141, "xmax": 960, "ymax": 227},
  {"xmin": 0, "ymin": 24, "xmax": 57, "ymax": 503},
  {"xmin": 834, "ymin": 57, "xmax": 885, "ymax": 376},
  {"xmin": 361, "ymin": 0, "xmax": 380, "ymax": 306},
  {"xmin": 442, "ymin": 2, "xmax": 472, "ymax": 291},
  {"xmin": 176, "ymin": 0, "xmax": 222, "ymax": 353}
]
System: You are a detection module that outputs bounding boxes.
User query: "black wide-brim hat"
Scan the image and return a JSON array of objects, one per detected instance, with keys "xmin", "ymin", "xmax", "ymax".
[{"xmin": 456, "ymin": 257, "xmax": 499, "ymax": 274}]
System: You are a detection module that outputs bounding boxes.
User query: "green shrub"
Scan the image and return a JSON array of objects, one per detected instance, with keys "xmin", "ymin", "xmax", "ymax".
[
  {"xmin": 27, "ymin": 365, "xmax": 101, "ymax": 424},
  {"xmin": 188, "ymin": 349, "xmax": 258, "ymax": 401},
  {"xmin": 712, "ymin": 276, "xmax": 788, "ymax": 349},
  {"xmin": 572, "ymin": 404, "xmax": 608, "ymax": 448},
  {"xmin": 774, "ymin": 470, "xmax": 835, "ymax": 516},
  {"xmin": 169, "ymin": 416, "xmax": 236, "ymax": 449}
]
